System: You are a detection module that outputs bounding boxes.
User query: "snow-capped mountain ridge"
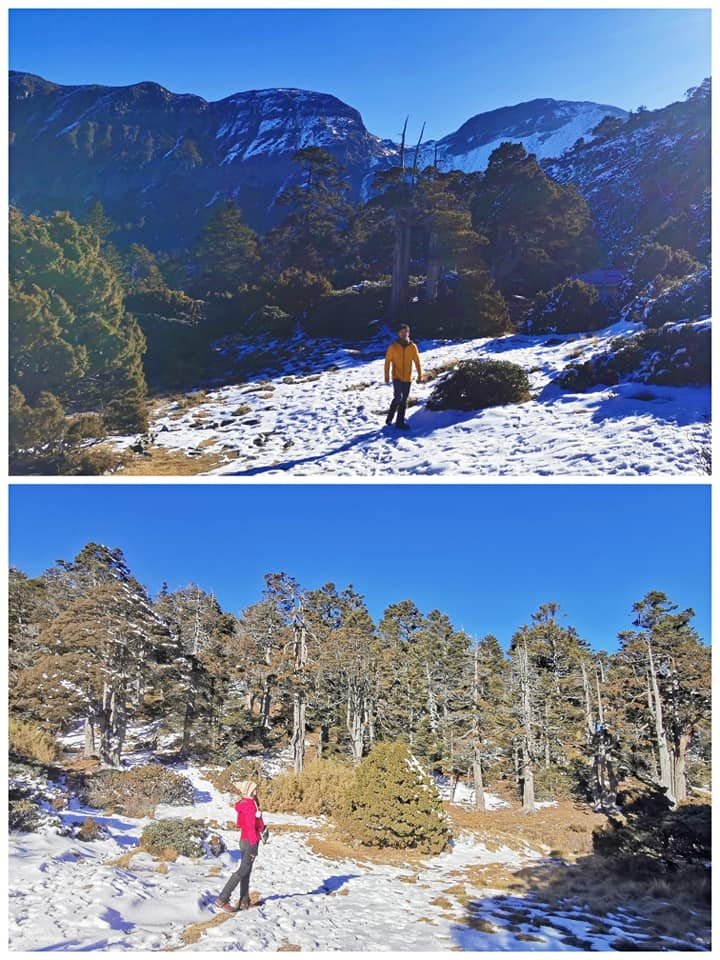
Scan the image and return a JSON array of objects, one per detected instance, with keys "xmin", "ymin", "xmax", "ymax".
[{"xmin": 10, "ymin": 69, "xmax": 632, "ymax": 247}]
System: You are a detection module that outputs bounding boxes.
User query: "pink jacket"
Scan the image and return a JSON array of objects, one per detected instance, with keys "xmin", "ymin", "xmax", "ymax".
[{"xmin": 234, "ymin": 797, "xmax": 265, "ymax": 844}]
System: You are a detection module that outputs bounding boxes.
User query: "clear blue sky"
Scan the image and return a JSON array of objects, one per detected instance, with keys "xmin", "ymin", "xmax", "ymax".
[
  {"xmin": 8, "ymin": 8, "xmax": 711, "ymax": 141},
  {"xmin": 9, "ymin": 484, "xmax": 710, "ymax": 652}
]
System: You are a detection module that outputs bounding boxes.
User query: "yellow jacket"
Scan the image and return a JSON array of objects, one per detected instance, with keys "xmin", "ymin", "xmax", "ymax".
[{"xmin": 384, "ymin": 340, "xmax": 422, "ymax": 383}]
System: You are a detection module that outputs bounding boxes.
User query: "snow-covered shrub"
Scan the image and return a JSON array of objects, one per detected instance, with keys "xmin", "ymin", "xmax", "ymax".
[
  {"xmin": 264, "ymin": 760, "xmax": 353, "ymax": 816},
  {"xmin": 557, "ymin": 321, "xmax": 710, "ymax": 390},
  {"xmin": 9, "ymin": 798, "xmax": 42, "ymax": 833},
  {"xmin": 79, "ymin": 764, "xmax": 195, "ymax": 817},
  {"xmin": 643, "ymin": 269, "xmax": 710, "ymax": 329},
  {"xmin": 426, "ymin": 359, "xmax": 531, "ymax": 411},
  {"xmin": 9, "ymin": 718, "xmax": 60, "ymax": 765},
  {"xmin": 525, "ymin": 279, "xmax": 610, "ymax": 334},
  {"xmin": 303, "ymin": 281, "xmax": 390, "ymax": 339},
  {"xmin": 140, "ymin": 818, "xmax": 206, "ymax": 859},
  {"xmin": 336, "ymin": 743, "xmax": 451, "ymax": 854}
]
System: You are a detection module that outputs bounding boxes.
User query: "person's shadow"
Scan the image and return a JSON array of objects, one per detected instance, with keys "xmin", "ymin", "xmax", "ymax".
[{"xmin": 261, "ymin": 874, "xmax": 360, "ymax": 903}]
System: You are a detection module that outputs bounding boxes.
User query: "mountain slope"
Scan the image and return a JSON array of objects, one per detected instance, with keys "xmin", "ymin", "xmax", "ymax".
[
  {"xmin": 10, "ymin": 70, "xmax": 625, "ymax": 248},
  {"xmin": 544, "ymin": 83, "xmax": 710, "ymax": 262}
]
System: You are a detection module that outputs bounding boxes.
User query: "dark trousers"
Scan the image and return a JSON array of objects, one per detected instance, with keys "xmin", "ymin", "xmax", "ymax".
[
  {"xmin": 387, "ymin": 380, "xmax": 411, "ymax": 425},
  {"xmin": 219, "ymin": 840, "xmax": 258, "ymax": 905}
]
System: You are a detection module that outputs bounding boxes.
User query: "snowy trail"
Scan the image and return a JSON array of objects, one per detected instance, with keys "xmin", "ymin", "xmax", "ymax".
[
  {"xmin": 115, "ymin": 324, "xmax": 710, "ymax": 477},
  {"xmin": 9, "ymin": 763, "xmax": 710, "ymax": 952}
]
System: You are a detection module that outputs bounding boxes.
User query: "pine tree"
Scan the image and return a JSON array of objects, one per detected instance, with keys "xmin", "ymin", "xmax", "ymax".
[
  {"xmin": 613, "ymin": 591, "xmax": 710, "ymax": 802},
  {"xmin": 470, "ymin": 143, "xmax": 597, "ymax": 294},
  {"xmin": 190, "ymin": 200, "xmax": 259, "ymax": 295},
  {"xmin": 264, "ymin": 147, "xmax": 353, "ymax": 279}
]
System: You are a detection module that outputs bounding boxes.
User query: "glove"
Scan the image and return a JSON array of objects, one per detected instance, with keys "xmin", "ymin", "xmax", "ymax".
[{"xmin": 261, "ymin": 826, "xmax": 270, "ymax": 844}]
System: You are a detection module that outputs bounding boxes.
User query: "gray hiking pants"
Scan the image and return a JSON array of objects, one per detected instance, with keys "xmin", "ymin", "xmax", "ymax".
[{"xmin": 219, "ymin": 840, "xmax": 258, "ymax": 905}]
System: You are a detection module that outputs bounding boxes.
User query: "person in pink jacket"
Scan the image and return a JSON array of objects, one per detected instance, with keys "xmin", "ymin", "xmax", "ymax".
[{"xmin": 216, "ymin": 780, "xmax": 268, "ymax": 912}]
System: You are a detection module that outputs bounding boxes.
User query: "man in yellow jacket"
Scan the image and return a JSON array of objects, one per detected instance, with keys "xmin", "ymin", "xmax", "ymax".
[{"xmin": 384, "ymin": 323, "xmax": 422, "ymax": 430}]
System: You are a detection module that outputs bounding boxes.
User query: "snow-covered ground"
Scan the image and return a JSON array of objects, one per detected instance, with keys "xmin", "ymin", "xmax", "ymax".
[
  {"xmin": 113, "ymin": 322, "xmax": 711, "ymax": 477},
  {"xmin": 9, "ymin": 759, "xmax": 710, "ymax": 952}
]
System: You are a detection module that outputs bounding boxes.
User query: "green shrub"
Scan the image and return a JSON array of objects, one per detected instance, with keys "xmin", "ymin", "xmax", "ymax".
[
  {"xmin": 426, "ymin": 359, "xmax": 532, "ymax": 411},
  {"xmin": 336, "ymin": 743, "xmax": 450, "ymax": 853},
  {"xmin": 79, "ymin": 764, "xmax": 194, "ymax": 817},
  {"xmin": 9, "ymin": 798, "xmax": 42, "ymax": 833},
  {"xmin": 265, "ymin": 268, "xmax": 333, "ymax": 316},
  {"xmin": 140, "ymin": 818, "xmax": 206, "ymax": 859},
  {"xmin": 264, "ymin": 760, "xmax": 354, "ymax": 816},
  {"xmin": 525, "ymin": 279, "xmax": 610, "ymax": 334},
  {"xmin": 9, "ymin": 718, "xmax": 60, "ymax": 765},
  {"xmin": 630, "ymin": 244, "xmax": 701, "ymax": 292},
  {"xmin": 644, "ymin": 269, "xmax": 710, "ymax": 329},
  {"xmin": 410, "ymin": 273, "xmax": 511, "ymax": 340},
  {"xmin": 557, "ymin": 321, "xmax": 710, "ymax": 391},
  {"xmin": 243, "ymin": 304, "xmax": 295, "ymax": 338},
  {"xmin": 303, "ymin": 282, "xmax": 390, "ymax": 339}
]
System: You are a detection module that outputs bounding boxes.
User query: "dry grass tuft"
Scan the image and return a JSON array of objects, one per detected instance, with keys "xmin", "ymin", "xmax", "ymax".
[
  {"xmin": 277, "ymin": 942, "xmax": 302, "ymax": 951},
  {"xmin": 106, "ymin": 851, "xmax": 139, "ymax": 869},
  {"xmin": 113, "ymin": 447, "xmax": 223, "ymax": 476},
  {"xmin": 306, "ymin": 831, "xmax": 429, "ymax": 868}
]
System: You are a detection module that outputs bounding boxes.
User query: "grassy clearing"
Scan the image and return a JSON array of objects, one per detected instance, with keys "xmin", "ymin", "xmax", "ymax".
[{"xmin": 306, "ymin": 831, "xmax": 430, "ymax": 868}]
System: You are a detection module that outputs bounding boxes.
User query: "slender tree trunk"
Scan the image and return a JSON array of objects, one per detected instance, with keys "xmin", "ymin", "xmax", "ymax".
[
  {"xmin": 519, "ymin": 641, "xmax": 536, "ymax": 812},
  {"xmin": 473, "ymin": 753, "xmax": 486, "ymax": 812},
  {"xmin": 673, "ymin": 731, "xmax": 691, "ymax": 802},
  {"xmin": 84, "ymin": 717, "xmax": 96, "ymax": 758},
  {"xmin": 647, "ymin": 640, "xmax": 674, "ymax": 800},
  {"xmin": 424, "ymin": 231, "xmax": 443, "ymax": 302},
  {"xmin": 291, "ymin": 690, "xmax": 306, "ymax": 774}
]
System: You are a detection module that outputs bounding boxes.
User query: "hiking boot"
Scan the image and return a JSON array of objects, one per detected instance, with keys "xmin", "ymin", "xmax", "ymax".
[
  {"xmin": 238, "ymin": 899, "xmax": 251, "ymax": 911},
  {"xmin": 216, "ymin": 898, "xmax": 238, "ymax": 913}
]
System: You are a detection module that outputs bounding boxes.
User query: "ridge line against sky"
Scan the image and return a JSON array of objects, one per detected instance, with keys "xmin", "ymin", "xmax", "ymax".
[
  {"xmin": 8, "ymin": 7, "xmax": 711, "ymax": 141},
  {"xmin": 9, "ymin": 484, "xmax": 711, "ymax": 654}
]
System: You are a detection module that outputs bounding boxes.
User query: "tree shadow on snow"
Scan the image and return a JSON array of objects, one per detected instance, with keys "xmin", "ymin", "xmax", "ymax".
[
  {"xmin": 534, "ymin": 382, "xmax": 710, "ymax": 426},
  {"xmin": 261, "ymin": 873, "xmax": 361, "ymax": 903},
  {"xmin": 450, "ymin": 852, "xmax": 710, "ymax": 953}
]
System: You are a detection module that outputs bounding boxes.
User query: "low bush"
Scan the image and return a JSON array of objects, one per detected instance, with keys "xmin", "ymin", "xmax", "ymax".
[
  {"xmin": 303, "ymin": 282, "xmax": 390, "ymax": 339},
  {"xmin": 525, "ymin": 279, "xmax": 610, "ymax": 334},
  {"xmin": 593, "ymin": 782, "xmax": 710, "ymax": 876},
  {"xmin": 643, "ymin": 270, "xmax": 710, "ymax": 329},
  {"xmin": 76, "ymin": 816, "xmax": 105, "ymax": 841},
  {"xmin": 409, "ymin": 275, "xmax": 511, "ymax": 340},
  {"xmin": 335, "ymin": 743, "xmax": 450, "ymax": 853},
  {"xmin": 9, "ymin": 718, "xmax": 60, "ymax": 765},
  {"xmin": 140, "ymin": 818, "xmax": 206, "ymax": 859},
  {"xmin": 427, "ymin": 359, "xmax": 532, "ymax": 411},
  {"xmin": 9, "ymin": 798, "xmax": 42, "ymax": 833},
  {"xmin": 203, "ymin": 758, "xmax": 266, "ymax": 797},
  {"xmin": 264, "ymin": 760, "xmax": 354, "ymax": 817},
  {"xmin": 630, "ymin": 244, "xmax": 701, "ymax": 293},
  {"xmin": 265, "ymin": 268, "xmax": 333, "ymax": 316},
  {"xmin": 557, "ymin": 321, "xmax": 710, "ymax": 391},
  {"xmin": 79, "ymin": 764, "xmax": 195, "ymax": 818},
  {"xmin": 242, "ymin": 304, "xmax": 295, "ymax": 338}
]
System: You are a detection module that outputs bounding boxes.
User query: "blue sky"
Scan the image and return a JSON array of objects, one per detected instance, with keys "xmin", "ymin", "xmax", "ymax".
[
  {"xmin": 8, "ymin": 8, "xmax": 711, "ymax": 141},
  {"xmin": 9, "ymin": 484, "xmax": 710, "ymax": 652}
]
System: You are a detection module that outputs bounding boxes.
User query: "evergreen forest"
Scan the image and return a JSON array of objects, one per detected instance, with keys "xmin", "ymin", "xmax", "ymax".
[{"xmin": 10, "ymin": 542, "xmax": 711, "ymax": 814}]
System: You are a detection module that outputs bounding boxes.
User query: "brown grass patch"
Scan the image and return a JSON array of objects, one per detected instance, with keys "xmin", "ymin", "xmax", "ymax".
[
  {"xmin": 178, "ymin": 912, "xmax": 232, "ymax": 946},
  {"xmin": 306, "ymin": 832, "xmax": 429, "ymax": 868},
  {"xmin": 113, "ymin": 446, "xmax": 223, "ymax": 476},
  {"xmin": 277, "ymin": 943, "xmax": 302, "ymax": 951},
  {"xmin": 206, "ymin": 866, "xmax": 223, "ymax": 877},
  {"xmin": 156, "ymin": 862, "xmax": 169, "ymax": 874},
  {"xmin": 106, "ymin": 851, "xmax": 139, "ymax": 869},
  {"xmin": 446, "ymin": 800, "xmax": 605, "ymax": 858},
  {"xmin": 431, "ymin": 896, "xmax": 454, "ymax": 910}
]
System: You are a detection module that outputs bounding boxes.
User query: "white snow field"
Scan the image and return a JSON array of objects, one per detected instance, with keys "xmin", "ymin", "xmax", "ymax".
[
  {"xmin": 114, "ymin": 322, "xmax": 710, "ymax": 477},
  {"xmin": 9, "ymin": 760, "xmax": 710, "ymax": 952}
]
